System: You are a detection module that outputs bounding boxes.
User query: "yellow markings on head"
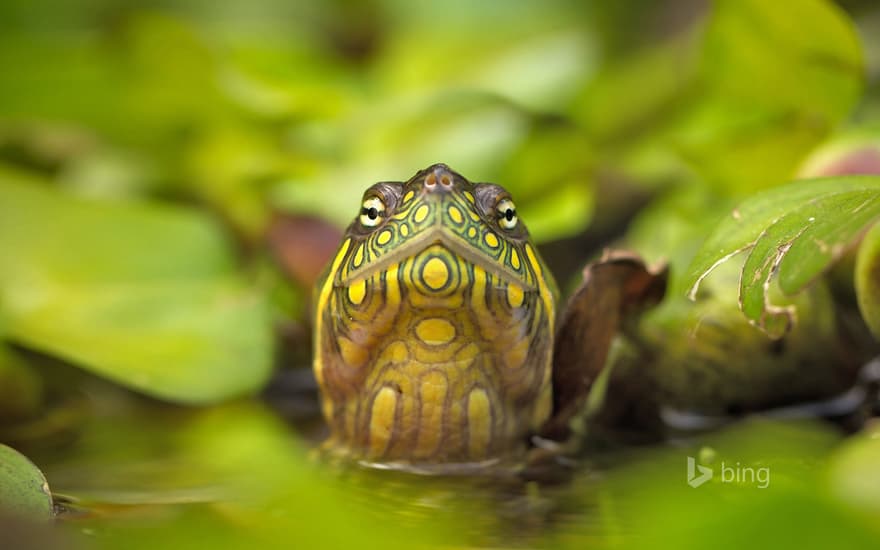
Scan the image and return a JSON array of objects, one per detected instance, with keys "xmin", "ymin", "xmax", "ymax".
[
  {"xmin": 484, "ymin": 232, "xmax": 499, "ymax": 248},
  {"xmin": 467, "ymin": 226, "xmax": 477, "ymax": 238},
  {"xmin": 468, "ymin": 210, "xmax": 480, "ymax": 222},
  {"xmin": 338, "ymin": 336, "xmax": 369, "ymax": 369},
  {"xmin": 503, "ymin": 337, "xmax": 529, "ymax": 370},
  {"xmin": 415, "ymin": 371, "xmax": 447, "ymax": 458},
  {"xmin": 506, "ymin": 283, "xmax": 524, "ymax": 308},
  {"xmin": 314, "ymin": 238, "xmax": 351, "ymax": 383},
  {"xmin": 369, "ymin": 386, "xmax": 398, "ymax": 457},
  {"xmin": 463, "ymin": 190, "xmax": 475, "ymax": 203},
  {"xmin": 447, "ymin": 205, "xmax": 464, "ymax": 224},
  {"xmin": 455, "ymin": 342, "xmax": 480, "ymax": 362},
  {"xmin": 403, "ymin": 190, "xmax": 414, "ymax": 203},
  {"xmin": 381, "ymin": 340, "xmax": 409, "ymax": 363},
  {"xmin": 415, "ymin": 318, "xmax": 456, "ymax": 346},
  {"xmin": 422, "ymin": 257, "xmax": 450, "ymax": 290},
  {"xmin": 531, "ymin": 385, "xmax": 552, "ymax": 429},
  {"xmin": 471, "ymin": 265, "xmax": 487, "ymax": 309},
  {"xmin": 467, "ymin": 389, "xmax": 492, "ymax": 459},
  {"xmin": 525, "ymin": 243, "xmax": 555, "ymax": 333},
  {"xmin": 510, "ymin": 248, "xmax": 521, "ymax": 270},
  {"xmin": 414, "ymin": 204, "xmax": 430, "ymax": 223},
  {"xmin": 524, "ymin": 244, "xmax": 542, "ymax": 276},
  {"xmin": 376, "ymin": 229, "xmax": 392, "ymax": 245},
  {"xmin": 347, "ymin": 279, "xmax": 366, "ymax": 305},
  {"xmin": 400, "ymin": 223, "xmax": 410, "ymax": 237},
  {"xmin": 383, "ymin": 264, "xmax": 402, "ymax": 309},
  {"xmin": 320, "ymin": 396, "xmax": 333, "ymax": 424},
  {"xmin": 352, "ymin": 244, "xmax": 365, "ymax": 268}
]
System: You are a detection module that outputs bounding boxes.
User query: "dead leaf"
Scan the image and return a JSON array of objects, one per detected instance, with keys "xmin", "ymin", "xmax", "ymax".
[{"xmin": 539, "ymin": 250, "xmax": 668, "ymax": 440}]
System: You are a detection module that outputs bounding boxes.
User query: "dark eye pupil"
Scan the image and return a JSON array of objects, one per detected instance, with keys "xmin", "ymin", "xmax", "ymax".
[
  {"xmin": 362, "ymin": 207, "xmax": 379, "ymax": 220},
  {"xmin": 505, "ymin": 208, "xmax": 515, "ymax": 221}
]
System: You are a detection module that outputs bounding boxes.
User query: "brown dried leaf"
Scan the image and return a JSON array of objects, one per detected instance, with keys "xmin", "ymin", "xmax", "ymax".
[{"xmin": 539, "ymin": 250, "xmax": 668, "ymax": 440}]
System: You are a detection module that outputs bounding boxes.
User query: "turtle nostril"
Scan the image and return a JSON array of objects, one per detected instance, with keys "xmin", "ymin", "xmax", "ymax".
[
  {"xmin": 424, "ymin": 165, "xmax": 454, "ymax": 192},
  {"xmin": 424, "ymin": 172, "xmax": 437, "ymax": 189}
]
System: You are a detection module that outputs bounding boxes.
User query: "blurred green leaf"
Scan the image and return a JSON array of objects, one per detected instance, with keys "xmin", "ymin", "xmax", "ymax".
[
  {"xmin": 574, "ymin": 0, "xmax": 864, "ymax": 194},
  {"xmin": 273, "ymin": 94, "xmax": 529, "ymax": 224},
  {"xmin": 0, "ymin": 444, "xmax": 52, "ymax": 521},
  {"xmin": 0, "ymin": 167, "xmax": 273, "ymax": 404},
  {"xmin": 826, "ymin": 423, "xmax": 880, "ymax": 521},
  {"xmin": 520, "ymin": 181, "xmax": 594, "ymax": 243},
  {"xmin": 674, "ymin": 0, "xmax": 864, "ymax": 192},
  {"xmin": 376, "ymin": 25, "xmax": 593, "ymax": 113},
  {"xmin": 686, "ymin": 176, "xmax": 880, "ymax": 337},
  {"xmin": 855, "ymin": 220, "xmax": 880, "ymax": 340},
  {"xmin": 557, "ymin": 420, "xmax": 880, "ymax": 550},
  {"xmin": 40, "ymin": 402, "xmax": 459, "ymax": 549}
]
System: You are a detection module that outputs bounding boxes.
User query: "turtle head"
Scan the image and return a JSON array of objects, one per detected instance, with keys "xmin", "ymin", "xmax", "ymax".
[
  {"xmin": 314, "ymin": 164, "xmax": 557, "ymax": 464},
  {"xmin": 336, "ymin": 163, "xmax": 537, "ymax": 290}
]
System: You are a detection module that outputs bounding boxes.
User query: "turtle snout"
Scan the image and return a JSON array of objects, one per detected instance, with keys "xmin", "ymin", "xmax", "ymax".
[{"xmin": 423, "ymin": 164, "xmax": 455, "ymax": 192}]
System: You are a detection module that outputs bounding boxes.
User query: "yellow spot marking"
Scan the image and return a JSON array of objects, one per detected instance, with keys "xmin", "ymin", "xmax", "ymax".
[
  {"xmin": 507, "ymin": 283, "xmax": 524, "ymax": 308},
  {"xmin": 471, "ymin": 265, "xmax": 487, "ymax": 310},
  {"xmin": 314, "ymin": 239, "xmax": 350, "ymax": 382},
  {"xmin": 510, "ymin": 248, "xmax": 521, "ymax": 269},
  {"xmin": 504, "ymin": 337, "xmax": 529, "ymax": 370},
  {"xmin": 455, "ymin": 342, "xmax": 480, "ymax": 362},
  {"xmin": 369, "ymin": 387, "xmax": 398, "ymax": 457},
  {"xmin": 415, "ymin": 318, "xmax": 456, "ymax": 346},
  {"xmin": 525, "ymin": 244, "xmax": 555, "ymax": 335},
  {"xmin": 422, "ymin": 257, "xmax": 449, "ymax": 290},
  {"xmin": 414, "ymin": 204, "xmax": 430, "ymax": 223},
  {"xmin": 463, "ymin": 191, "xmax": 475, "ymax": 203},
  {"xmin": 383, "ymin": 265, "xmax": 402, "ymax": 309},
  {"xmin": 403, "ymin": 190, "xmax": 414, "ymax": 203},
  {"xmin": 525, "ymin": 244, "xmax": 542, "ymax": 276},
  {"xmin": 415, "ymin": 371, "xmax": 447, "ymax": 457},
  {"xmin": 468, "ymin": 209, "xmax": 480, "ymax": 222},
  {"xmin": 338, "ymin": 336, "xmax": 369, "ymax": 368},
  {"xmin": 467, "ymin": 389, "xmax": 492, "ymax": 459},
  {"xmin": 320, "ymin": 396, "xmax": 333, "ymax": 423},
  {"xmin": 531, "ymin": 386, "xmax": 552, "ymax": 429},
  {"xmin": 467, "ymin": 227, "xmax": 477, "ymax": 238},
  {"xmin": 347, "ymin": 279, "xmax": 366, "ymax": 305},
  {"xmin": 377, "ymin": 229, "xmax": 392, "ymax": 245},
  {"xmin": 484, "ymin": 232, "xmax": 499, "ymax": 248},
  {"xmin": 380, "ymin": 340, "xmax": 409, "ymax": 363},
  {"xmin": 447, "ymin": 205, "xmax": 464, "ymax": 224},
  {"xmin": 400, "ymin": 224, "xmax": 410, "ymax": 237},
  {"xmin": 352, "ymin": 244, "xmax": 364, "ymax": 268}
]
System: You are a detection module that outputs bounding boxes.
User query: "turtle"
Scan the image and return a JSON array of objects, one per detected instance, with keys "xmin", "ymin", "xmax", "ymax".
[{"xmin": 311, "ymin": 163, "xmax": 668, "ymax": 467}]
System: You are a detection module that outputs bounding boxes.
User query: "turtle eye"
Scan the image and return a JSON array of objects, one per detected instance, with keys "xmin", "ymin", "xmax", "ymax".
[
  {"xmin": 496, "ymin": 199, "xmax": 517, "ymax": 230},
  {"xmin": 359, "ymin": 196, "xmax": 385, "ymax": 228}
]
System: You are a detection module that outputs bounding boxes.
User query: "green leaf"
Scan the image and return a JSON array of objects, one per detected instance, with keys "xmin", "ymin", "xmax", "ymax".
[
  {"xmin": 855, "ymin": 221, "xmax": 880, "ymax": 340},
  {"xmin": 0, "ymin": 167, "xmax": 273, "ymax": 403},
  {"xmin": 827, "ymin": 423, "xmax": 880, "ymax": 518},
  {"xmin": 0, "ymin": 444, "xmax": 52, "ymax": 520},
  {"xmin": 674, "ymin": 0, "xmax": 864, "ymax": 192},
  {"xmin": 43, "ymin": 402, "xmax": 459, "ymax": 549},
  {"xmin": 686, "ymin": 176, "xmax": 880, "ymax": 337}
]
